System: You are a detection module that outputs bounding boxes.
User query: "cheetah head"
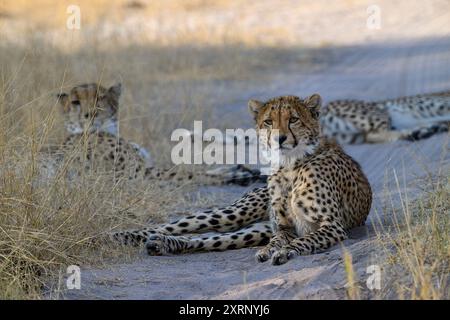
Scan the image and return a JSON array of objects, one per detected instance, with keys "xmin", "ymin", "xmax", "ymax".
[
  {"xmin": 248, "ymin": 94, "xmax": 322, "ymax": 166},
  {"xmin": 56, "ymin": 83, "xmax": 121, "ymax": 135}
]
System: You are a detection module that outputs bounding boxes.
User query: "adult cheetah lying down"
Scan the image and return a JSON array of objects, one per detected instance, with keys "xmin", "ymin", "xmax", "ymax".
[
  {"xmin": 113, "ymin": 94, "xmax": 372, "ymax": 265},
  {"xmin": 39, "ymin": 82, "xmax": 261, "ymax": 186},
  {"xmin": 321, "ymin": 90, "xmax": 450, "ymax": 144}
]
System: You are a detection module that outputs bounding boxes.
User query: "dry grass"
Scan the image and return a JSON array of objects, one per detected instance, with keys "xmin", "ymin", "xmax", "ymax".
[
  {"xmin": 373, "ymin": 175, "xmax": 449, "ymax": 300},
  {"xmin": 342, "ymin": 248, "xmax": 361, "ymax": 300},
  {"xmin": 341, "ymin": 174, "xmax": 449, "ymax": 300}
]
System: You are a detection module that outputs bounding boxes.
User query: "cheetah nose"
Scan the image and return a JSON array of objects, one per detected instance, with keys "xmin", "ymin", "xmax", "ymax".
[{"xmin": 278, "ymin": 135, "xmax": 287, "ymax": 145}]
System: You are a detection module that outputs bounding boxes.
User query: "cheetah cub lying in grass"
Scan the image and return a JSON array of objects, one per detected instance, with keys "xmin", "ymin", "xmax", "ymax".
[
  {"xmin": 113, "ymin": 94, "xmax": 372, "ymax": 265},
  {"xmin": 40, "ymin": 82, "xmax": 260, "ymax": 185}
]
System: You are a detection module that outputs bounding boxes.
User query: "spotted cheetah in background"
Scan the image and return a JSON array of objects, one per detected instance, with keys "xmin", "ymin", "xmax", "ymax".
[
  {"xmin": 41, "ymin": 82, "xmax": 261, "ymax": 185},
  {"xmin": 113, "ymin": 94, "xmax": 372, "ymax": 265},
  {"xmin": 321, "ymin": 90, "xmax": 450, "ymax": 144}
]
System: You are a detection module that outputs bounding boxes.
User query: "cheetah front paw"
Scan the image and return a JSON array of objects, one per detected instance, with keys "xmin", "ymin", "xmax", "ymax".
[
  {"xmin": 271, "ymin": 248, "xmax": 297, "ymax": 266},
  {"xmin": 255, "ymin": 246, "xmax": 277, "ymax": 263},
  {"xmin": 255, "ymin": 250, "xmax": 270, "ymax": 262}
]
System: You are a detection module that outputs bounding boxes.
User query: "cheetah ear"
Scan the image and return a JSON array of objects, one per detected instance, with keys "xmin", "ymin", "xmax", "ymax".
[
  {"xmin": 248, "ymin": 99, "xmax": 263, "ymax": 119},
  {"xmin": 108, "ymin": 83, "xmax": 122, "ymax": 99},
  {"xmin": 56, "ymin": 93, "xmax": 70, "ymax": 112},
  {"xmin": 304, "ymin": 94, "xmax": 322, "ymax": 118}
]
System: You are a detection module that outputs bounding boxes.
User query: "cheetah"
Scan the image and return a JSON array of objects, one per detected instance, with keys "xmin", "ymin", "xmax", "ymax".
[
  {"xmin": 40, "ymin": 82, "xmax": 261, "ymax": 185},
  {"xmin": 321, "ymin": 90, "xmax": 450, "ymax": 144},
  {"xmin": 112, "ymin": 94, "xmax": 372, "ymax": 266}
]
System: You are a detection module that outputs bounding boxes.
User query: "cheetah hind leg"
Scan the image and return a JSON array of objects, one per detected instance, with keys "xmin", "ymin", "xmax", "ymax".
[
  {"xmin": 146, "ymin": 221, "xmax": 273, "ymax": 255},
  {"xmin": 402, "ymin": 122, "xmax": 449, "ymax": 141},
  {"xmin": 108, "ymin": 186, "xmax": 270, "ymax": 247}
]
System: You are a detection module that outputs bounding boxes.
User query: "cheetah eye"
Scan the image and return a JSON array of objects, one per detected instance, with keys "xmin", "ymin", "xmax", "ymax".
[
  {"xmin": 71, "ymin": 100, "xmax": 81, "ymax": 105},
  {"xmin": 264, "ymin": 119, "xmax": 273, "ymax": 126},
  {"xmin": 289, "ymin": 117, "xmax": 299, "ymax": 124}
]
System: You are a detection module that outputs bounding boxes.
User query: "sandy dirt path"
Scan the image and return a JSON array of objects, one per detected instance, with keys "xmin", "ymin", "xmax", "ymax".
[{"xmin": 61, "ymin": 1, "xmax": 450, "ymax": 299}]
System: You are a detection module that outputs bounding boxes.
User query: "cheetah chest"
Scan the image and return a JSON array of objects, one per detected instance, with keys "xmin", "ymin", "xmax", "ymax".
[
  {"xmin": 268, "ymin": 169, "xmax": 305, "ymax": 228},
  {"xmin": 268, "ymin": 166, "xmax": 324, "ymax": 237}
]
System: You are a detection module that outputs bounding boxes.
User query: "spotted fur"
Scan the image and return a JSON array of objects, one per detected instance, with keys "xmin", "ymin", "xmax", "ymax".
[
  {"xmin": 321, "ymin": 91, "xmax": 450, "ymax": 144},
  {"xmin": 113, "ymin": 94, "xmax": 372, "ymax": 266}
]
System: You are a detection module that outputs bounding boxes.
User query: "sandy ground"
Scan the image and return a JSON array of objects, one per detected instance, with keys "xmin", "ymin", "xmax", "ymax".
[{"xmin": 53, "ymin": 1, "xmax": 450, "ymax": 299}]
